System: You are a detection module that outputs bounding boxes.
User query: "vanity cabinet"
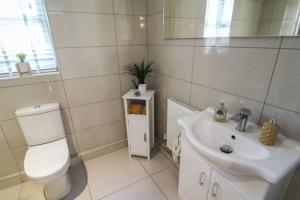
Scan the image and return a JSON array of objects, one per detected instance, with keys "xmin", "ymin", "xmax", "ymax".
[
  {"xmin": 208, "ymin": 171, "xmax": 251, "ymax": 200},
  {"xmin": 179, "ymin": 147, "xmax": 211, "ymax": 200},
  {"xmin": 179, "ymin": 143, "xmax": 250, "ymax": 200},
  {"xmin": 178, "ymin": 134, "xmax": 292, "ymax": 200}
]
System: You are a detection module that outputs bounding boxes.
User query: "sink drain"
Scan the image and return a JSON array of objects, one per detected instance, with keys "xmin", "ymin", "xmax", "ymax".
[{"xmin": 220, "ymin": 145, "xmax": 233, "ymax": 154}]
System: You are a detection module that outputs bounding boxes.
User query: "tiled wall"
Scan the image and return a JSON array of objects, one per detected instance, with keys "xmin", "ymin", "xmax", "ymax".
[
  {"xmin": 0, "ymin": 0, "xmax": 147, "ymax": 189},
  {"xmin": 147, "ymin": 0, "xmax": 300, "ymax": 199}
]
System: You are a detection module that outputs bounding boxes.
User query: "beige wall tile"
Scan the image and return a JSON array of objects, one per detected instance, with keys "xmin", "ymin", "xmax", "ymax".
[
  {"xmin": 0, "ymin": 150, "xmax": 19, "ymax": 178},
  {"xmin": 192, "ymin": 47, "xmax": 277, "ymax": 102},
  {"xmin": 148, "ymin": 45, "xmax": 194, "ymax": 81},
  {"xmin": 190, "ymin": 84, "xmax": 264, "ymax": 123},
  {"xmin": 61, "ymin": 109, "xmax": 74, "ymax": 134},
  {"xmin": 76, "ymin": 120, "xmax": 126, "ymax": 152},
  {"xmin": 155, "ymin": 75, "xmax": 191, "ymax": 105},
  {"xmin": 66, "ymin": 134, "xmax": 79, "ymax": 157},
  {"xmin": 0, "ymin": 175, "xmax": 22, "ymax": 190},
  {"xmin": 117, "ymin": 45, "xmax": 147, "ymax": 73},
  {"xmin": 11, "ymin": 146, "xmax": 27, "ymax": 170},
  {"xmin": 113, "ymin": 0, "xmax": 146, "ymax": 15},
  {"xmin": 0, "ymin": 128, "xmax": 9, "ymax": 152},
  {"xmin": 70, "ymin": 99, "xmax": 124, "ymax": 131},
  {"xmin": 0, "ymin": 182, "xmax": 21, "ymax": 196},
  {"xmin": 48, "ymin": 13, "xmax": 116, "ymax": 48},
  {"xmin": 281, "ymin": 37, "xmax": 300, "ymax": 49},
  {"xmin": 147, "ymin": 0, "xmax": 163, "ymax": 15},
  {"xmin": 266, "ymin": 49, "xmax": 300, "ymax": 113},
  {"xmin": 115, "ymin": 15, "xmax": 147, "ymax": 45},
  {"xmin": 64, "ymin": 75, "xmax": 121, "ymax": 107},
  {"xmin": 120, "ymin": 73, "xmax": 137, "ymax": 94},
  {"xmin": 0, "ymin": 81, "xmax": 67, "ymax": 121},
  {"xmin": 57, "ymin": 47, "xmax": 119, "ymax": 80},
  {"xmin": 1, "ymin": 119, "xmax": 26, "ymax": 148},
  {"xmin": 45, "ymin": 0, "xmax": 113, "ymax": 13}
]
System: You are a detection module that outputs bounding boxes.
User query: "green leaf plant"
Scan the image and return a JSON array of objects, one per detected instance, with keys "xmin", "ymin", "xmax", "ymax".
[{"xmin": 125, "ymin": 59, "xmax": 154, "ymax": 88}]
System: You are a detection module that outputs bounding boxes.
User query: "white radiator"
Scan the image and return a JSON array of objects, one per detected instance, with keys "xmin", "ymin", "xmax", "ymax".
[{"xmin": 166, "ymin": 98, "xmax": 199, "ymax": 150}]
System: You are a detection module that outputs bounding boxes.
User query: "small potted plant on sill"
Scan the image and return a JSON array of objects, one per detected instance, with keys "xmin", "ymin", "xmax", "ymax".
[
  {"xmin": 15, "ymin": 52, "xmax": 32, "ymax": 76},
  {"xmin": 125, "ymin": 59, "xmax": 153, "ymax": 95}
]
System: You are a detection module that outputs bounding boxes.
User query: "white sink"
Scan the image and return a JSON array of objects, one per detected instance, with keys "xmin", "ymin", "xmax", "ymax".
[{"xmin": 178, "ymin": 107, "xmax": 300, "ymax": 184}]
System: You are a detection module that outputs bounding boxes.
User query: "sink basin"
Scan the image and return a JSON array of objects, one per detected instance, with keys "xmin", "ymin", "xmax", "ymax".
[
  {"xmin": 178, "ymin": 107, "xmax": 300, "ymax": 183},
  {"xmin": 192, "ymin": 120, "xmax": 270, "ymax": 160}
]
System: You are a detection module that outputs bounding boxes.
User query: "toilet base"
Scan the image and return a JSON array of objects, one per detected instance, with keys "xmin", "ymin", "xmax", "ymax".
[{"xmin": 44, "ymin": 172, "xmax": 72, "ymax": 200}]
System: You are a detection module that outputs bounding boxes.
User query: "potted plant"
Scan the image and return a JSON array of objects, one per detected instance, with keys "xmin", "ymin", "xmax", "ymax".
[
  {"xmin": 125, "ymin": 59, "xmax": 153, "ymax": 94},
  {"xmin": 15, "ymin": 53, "xmax": 31, "ymax": 76}
]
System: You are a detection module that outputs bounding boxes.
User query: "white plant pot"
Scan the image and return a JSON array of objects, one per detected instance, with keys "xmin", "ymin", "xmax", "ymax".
[
  {"xmin": 16, "ymin": 62, "xmax": 32, "ymax": 76},
  {"xmin": 138, "ymin": 84, "xmax": 147, "ymax": 94}
]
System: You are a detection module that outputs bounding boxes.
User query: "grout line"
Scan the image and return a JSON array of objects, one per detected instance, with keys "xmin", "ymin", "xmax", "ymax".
[
  {"xmin": 155, "ymin": 72, "xmax": 265, "ymax": 104},
  {"xmin": 147, "ymin": 11, "xmax": 163, "ymax": 16},
  {"xmin": 74, "ymin": 119, "xmax": 125, "ymax": 135},
  {"xmin": 111, "ymin": 0, "xmax": 124, "ymax": 97},
  {"xmin": 68, "ymin": 97, "xmax": 122, "ymax": 109},
  {"xmin": 149, "ymin": 43, "xmax": 280, "ymax": 49},
  {"xmin": 48, "ymin": 10, "xmax": 147, "ymax": 17},
  {"xmin": 56, "ymin": 44, "xmax": 148, "ymax": 49},
  {"xmin": 98, "ymin": 176, "xmax": 150, "ymax": 200},
  {"xmin": 136, "ymin": 158, "xmax": 170, "ymax": 200},
  {"xmin": 188, "ymin": 40, "xmax": 196, "ymax": 105},
  {"xmin": 259, "ymin": 37, "xmax": 283, "ymax": 122}
]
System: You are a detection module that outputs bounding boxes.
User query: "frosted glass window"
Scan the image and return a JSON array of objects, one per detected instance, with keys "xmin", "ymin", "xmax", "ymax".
[{"xmin": 0, "ymin": 0, "xmax": 57, "ymax": 77}]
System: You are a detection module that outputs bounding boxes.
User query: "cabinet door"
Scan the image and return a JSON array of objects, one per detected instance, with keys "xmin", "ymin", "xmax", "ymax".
[
  {"xmin": 208, "ymin": 171, "xmax": 251, "ymax": 200},
  {"xmin": 128, "ymin": 116, "xmax": 148, "ymax": 156},
  {"xmin": 179, "ymin": 146, "xmax": 211, "ymax": 200}
]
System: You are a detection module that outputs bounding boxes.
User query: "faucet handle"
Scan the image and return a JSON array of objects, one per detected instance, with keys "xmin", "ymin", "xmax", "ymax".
[{"xmin": 240, "ymin": 108, "xmax": 252, "ymax": 117}]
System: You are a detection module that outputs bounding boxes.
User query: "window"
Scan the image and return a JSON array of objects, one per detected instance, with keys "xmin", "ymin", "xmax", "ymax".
[{"xmin": 0, "ymin": 0, "xmax": 57, "ymax": 77}]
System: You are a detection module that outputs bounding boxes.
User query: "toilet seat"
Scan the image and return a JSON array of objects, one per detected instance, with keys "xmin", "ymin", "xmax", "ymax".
[{"xmin": 24, "ymin": 138, "xmax": 70, "ymax": 182}]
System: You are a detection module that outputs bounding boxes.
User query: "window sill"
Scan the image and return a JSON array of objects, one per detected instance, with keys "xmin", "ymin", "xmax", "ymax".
[{"xmin": 0, "ymin": 71, "xmax": 61, "ymax": 88}]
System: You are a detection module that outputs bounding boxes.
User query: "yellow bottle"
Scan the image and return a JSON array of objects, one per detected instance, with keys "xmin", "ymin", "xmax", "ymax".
[{"xmin": 214, "ymin": 101, "xmax": 227, "ymax": 122}]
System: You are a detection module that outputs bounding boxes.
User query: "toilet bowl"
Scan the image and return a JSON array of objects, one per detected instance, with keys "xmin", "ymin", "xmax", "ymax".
[
  {"xmin": 24, "ymin": 138, "xmax": 71, "ymax": 199},
  {"xmin": 15, "ymin": 103, "xmax": 72, "ymax": 200}
]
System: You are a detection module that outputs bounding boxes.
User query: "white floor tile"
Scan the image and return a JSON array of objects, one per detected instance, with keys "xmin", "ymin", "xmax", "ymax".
[
  {"xmin": 0, "ymin": 184, "xmax": 20, "ymax": 200},
  {"xmin": 85, "ymin": 148, "xmax": 148, "ymax": 199},
  {"xmin": 102, "ymin": 177, "xmax": 166, "ymax": 200},
  {"xmin": 19, "ymin": 181, "xmax": 44, "ymax": 200},
  {"xmin": 152, "ymin": 166, "xmax": 180, "ymax": 200},
  {"xmin": 138, "ymin": 152, "xmax": 173, "ymax": 174}
]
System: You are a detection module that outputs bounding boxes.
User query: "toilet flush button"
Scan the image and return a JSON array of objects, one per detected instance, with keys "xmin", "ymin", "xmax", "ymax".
[{"xmin": 34, "ymin": 105, "xmax": 41, "ymax": 109}]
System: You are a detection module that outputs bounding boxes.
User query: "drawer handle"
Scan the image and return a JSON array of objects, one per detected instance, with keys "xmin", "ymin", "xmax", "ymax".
[
  {"xmin": 199, "ymin": 172, "xmax": 205, "ymax": 185},
  {"xmin": 211, "ymin": 182, "xmax": 219, "ymax": 197},
  {"xmin": 144, "ymin": 133, "xmax": 147, "ymax": 142}
]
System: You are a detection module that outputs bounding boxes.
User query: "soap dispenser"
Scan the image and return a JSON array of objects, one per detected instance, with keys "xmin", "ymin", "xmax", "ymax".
[{"xmin": 214, "ymin": 100, "xmax": 227, "ymax": 122}]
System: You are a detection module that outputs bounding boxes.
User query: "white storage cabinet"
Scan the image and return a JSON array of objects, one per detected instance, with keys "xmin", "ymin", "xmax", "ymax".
[{"xmin": 122, "ymin": 89, "xmax": 155, "ymax": 159}]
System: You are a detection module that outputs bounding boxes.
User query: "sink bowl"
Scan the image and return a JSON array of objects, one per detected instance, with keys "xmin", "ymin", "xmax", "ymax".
[
  {"xmin": 178, "ymin": 108, "xmax": 300, "ymax": 183},
  {"xmin": 192, "ymin": 120, "xmax": 269, "ymax": 160}
]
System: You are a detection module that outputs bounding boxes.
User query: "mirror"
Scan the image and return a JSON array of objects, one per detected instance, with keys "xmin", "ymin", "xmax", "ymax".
[{"xmin": 164, "ymin": 0, "xmax": 300, "ymax": 38}]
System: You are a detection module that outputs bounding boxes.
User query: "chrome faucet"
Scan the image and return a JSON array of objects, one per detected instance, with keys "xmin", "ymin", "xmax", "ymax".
[{"xmin": 231, "ymin": 108, "xmax": 252, "ymax": 132}]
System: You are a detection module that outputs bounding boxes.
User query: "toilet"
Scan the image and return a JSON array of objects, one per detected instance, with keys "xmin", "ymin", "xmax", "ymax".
[{"xmin": 15, "ymin": 103, "xmax": 72, "ymax": 200}]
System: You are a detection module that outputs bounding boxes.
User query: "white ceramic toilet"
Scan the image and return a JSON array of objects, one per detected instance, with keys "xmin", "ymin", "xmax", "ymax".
[{"xmin": 15, "ymin": 103, "xmax": 72, "ymax": 200}]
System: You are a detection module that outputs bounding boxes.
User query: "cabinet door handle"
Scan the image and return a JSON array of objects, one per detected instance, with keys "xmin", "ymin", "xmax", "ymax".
[
  {"xmin": 199, "ymin": 172, "xmax": 205, "ymax": 185},
  {"xmin": 144, "ymin": 133, "xmax": 147, "ymax": 142},
  {"xmin": 211, "ymin": 183, "xmax": 219, "ymax": 197}
]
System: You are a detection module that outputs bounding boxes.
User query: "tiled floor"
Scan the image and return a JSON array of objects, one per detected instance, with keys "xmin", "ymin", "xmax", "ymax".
[{"xmin": 0, "ymin": 148, "xmax": 179, "ymax": 200}]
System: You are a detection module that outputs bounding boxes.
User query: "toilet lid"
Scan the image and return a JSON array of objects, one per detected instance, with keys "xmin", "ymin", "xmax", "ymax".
[{"xmin": 24, "ymin": 138, "xmax": 70, "ymax": 180}]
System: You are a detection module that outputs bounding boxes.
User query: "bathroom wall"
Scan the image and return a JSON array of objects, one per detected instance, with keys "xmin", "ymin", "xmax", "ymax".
[
  {"xmin": 0, "ymin": 0, "xmax": 147, "ymax": 189},
  {"xmin": 147, "ymin": 0, "xmax": 300, "ymax": 199}
]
